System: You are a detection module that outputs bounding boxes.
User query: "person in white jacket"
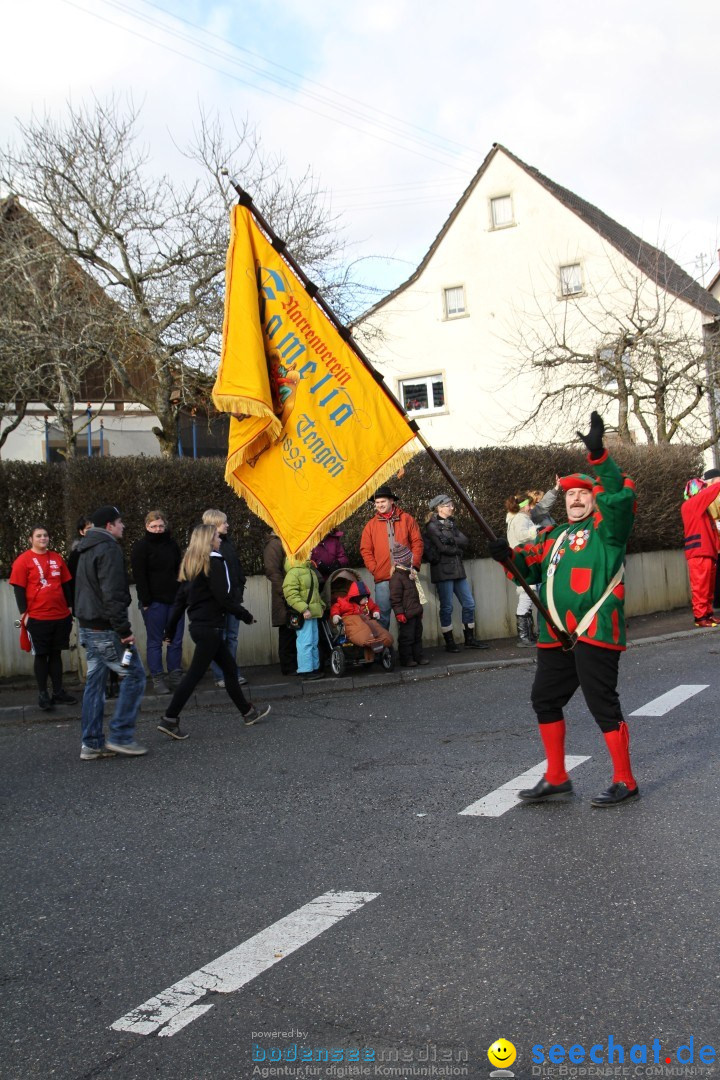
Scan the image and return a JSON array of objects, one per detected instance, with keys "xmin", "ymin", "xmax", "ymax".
[{"xmin": 505, "ymin": 494, "xmax": 538, "ymax": 647}]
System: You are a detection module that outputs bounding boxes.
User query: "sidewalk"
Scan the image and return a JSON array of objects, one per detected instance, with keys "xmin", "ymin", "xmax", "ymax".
[{"xmin": 0, "ymin": 607, "xmax": 712, "ymax": 724}]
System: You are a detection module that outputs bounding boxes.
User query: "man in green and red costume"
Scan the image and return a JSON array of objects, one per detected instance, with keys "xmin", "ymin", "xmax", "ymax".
[{"xmin": 489, "ymin": 411, "xmax": 639, "ymax": 807}]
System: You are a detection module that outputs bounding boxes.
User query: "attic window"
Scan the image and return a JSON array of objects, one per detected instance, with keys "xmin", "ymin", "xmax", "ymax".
[
  {"xmin": 490, "ymin": 195, "xmax": 514, "ymax": 229},
  {"xmin": 443, "ymin": 285, "xmax": 466, "ymax": 319},
  {"xmin": 560, "ymin": 263, "xmax": 583, "ymax": 296}
]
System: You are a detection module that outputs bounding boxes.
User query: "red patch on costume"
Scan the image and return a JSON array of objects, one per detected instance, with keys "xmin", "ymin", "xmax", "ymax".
[
  {"xmin": 570, "ymin": 567, "xmax": 592, "ymax": 594},
  {"xmin": 546, "ymin": 621, "xmax": 558, "ymax": 641},
  {"xmin": 611, "ymin": 608, "xmax": 620, "ymax": 643},
  {"xmin": 587, "ymin": 614, "xmax": 598, "ymax": 638},
  {"xmin": 593, "ymin": 510, "xmax": 603, "ymax": 530},
  {"xmin": 613, "ymin": 583, "xmax": 625, "ymax": 600},
  {"xmin": 565, "ymin": 609, "xmax": 578, "ymax": 633}
]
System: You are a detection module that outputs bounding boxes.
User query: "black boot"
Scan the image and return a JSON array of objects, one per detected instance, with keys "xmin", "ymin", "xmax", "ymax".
[
  {"xmin": 442, "ymin": 630, "xmax": 461, "ymax": 653},
  {"xmin": 516, "ymin": 614, "xmax": 534, "ymax": 648},
  {"xmin": 463, "ymin": 625, "xmax": 490, "ymax": 650}
]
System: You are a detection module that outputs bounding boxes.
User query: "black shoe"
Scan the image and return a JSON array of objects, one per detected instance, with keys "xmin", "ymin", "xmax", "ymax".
[
  {"xmin": 157, "ymin": 717, "xmax": 189, "ymax": 741},
  {"xmin": 518, "ymin": 777, "xmax": 573, "ymax": 801},
  {"xmin": 38, "ymin": 691, "xmax": 54, "ymax": 711},
  {"xmin": 591, "ymin": 782, "xmax": 639, "ymax": 807},
  {"xmin": 301, "ymin": 670, "xmax": 325, "ymax": 681},
  {"xmin": 415, "ymin": 658, "xmax": 430, "ymax": 666},
  {"xmin": 51, "ymin": 689, "xmax": 78, "ymax": 705}
]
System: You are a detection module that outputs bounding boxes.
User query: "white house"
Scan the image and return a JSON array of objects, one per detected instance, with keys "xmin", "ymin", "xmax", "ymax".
[{"xmin": 356, "ymin": 144, "xmax": 720, "ymax": 455}]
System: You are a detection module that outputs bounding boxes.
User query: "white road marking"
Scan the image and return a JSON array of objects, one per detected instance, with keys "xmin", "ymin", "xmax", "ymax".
[
  {"xmin": 630, "ymin": 684, "xmax": 709, "ymax": 717},
  {"xmin": 157, "ymin": 1003, "xmax": 214, "ymax": 1037},
  {"xmin": 112, "ymin": 890, "xmax": 379, "ymax": 1037},
  {"xmin": 458, "ymin": 755, "xmax": 590, "ymax": 818}
]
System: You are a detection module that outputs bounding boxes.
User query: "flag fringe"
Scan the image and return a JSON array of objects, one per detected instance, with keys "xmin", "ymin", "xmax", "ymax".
[
  {"xmin": 224, "ymin": 439, "xmax": 419, "ymax": 559},
  {"xmin": 212, "ymin": 397, "xmax": 282, "ymax": 468}
]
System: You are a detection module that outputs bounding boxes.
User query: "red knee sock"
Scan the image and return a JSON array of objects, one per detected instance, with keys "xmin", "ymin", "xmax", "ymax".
[
  {"xmin": 539, "ymin": 720, "xmax": 568, "ymax": 785},
  {"xmin": 602, "ymin": 722, "xmax": 637, "ymax": 788}
]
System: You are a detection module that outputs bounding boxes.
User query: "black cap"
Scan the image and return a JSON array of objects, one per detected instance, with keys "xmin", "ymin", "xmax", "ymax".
[
  {"xmin": 371, "ymin": 485, "xmax": 398, "ymax": 502},
  {"xmin": 703, "ymin": 468, "xmax": 720, "ymax": 481},
  {"xmin": 91, "ymin": 505, "xmax": 122, "ymax": 528}
]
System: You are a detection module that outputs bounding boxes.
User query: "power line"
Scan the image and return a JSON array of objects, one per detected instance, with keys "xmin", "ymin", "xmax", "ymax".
[{"xmin": 57, "ymin": 0, "xmax": 480, "ymax": 174}]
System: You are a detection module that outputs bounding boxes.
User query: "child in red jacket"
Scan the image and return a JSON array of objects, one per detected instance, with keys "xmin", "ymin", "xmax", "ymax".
[{"xmin": 330, "ymin": 580, "xmax": 393, "ymax": 660}]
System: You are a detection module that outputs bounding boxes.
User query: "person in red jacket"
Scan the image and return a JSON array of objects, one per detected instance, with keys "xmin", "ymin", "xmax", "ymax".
[
  {"xmin": 9, "ymin": 526, "xmax": 77, "ymax": 711},
  {"xmin": 681, "ymin": 473, "xmax": 720, "ymax": 627},
  {"xmin": 330, "ymin": 580, "xmax": 393, "ymax": 660},
  {"xmin": 359, "ymin": 485, "xmax": 423, "ymax": 629}
]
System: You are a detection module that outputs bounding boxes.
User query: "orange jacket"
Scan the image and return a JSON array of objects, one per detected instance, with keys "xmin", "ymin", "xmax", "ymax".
[{"xmin": 359, "ymin": 507, "xmax": 423, "ymax": 583}]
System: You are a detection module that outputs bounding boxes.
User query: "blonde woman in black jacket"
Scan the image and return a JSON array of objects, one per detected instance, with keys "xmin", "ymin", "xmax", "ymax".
[{"xmin": 158, "ymin": 524, "xmax": 270, "ymax": 739}]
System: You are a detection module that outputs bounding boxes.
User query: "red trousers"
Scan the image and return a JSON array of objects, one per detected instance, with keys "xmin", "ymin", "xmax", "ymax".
[{"xmin": 687, "ymin": 557, "xmax": 717, "ymax": 619}]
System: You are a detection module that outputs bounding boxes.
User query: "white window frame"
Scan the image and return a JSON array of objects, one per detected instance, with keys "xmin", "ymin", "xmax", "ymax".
[
  {"xmin": 399, "ymin": 374, "xmax": 447, "ymax": 417},
  {"xmin": 490, "ymin": 194, "xmax": 515, "ymax": 229},
  {"xmin": 443, "ymin": 285, "xmax": 467, "ymax": 320},
  {"xmin": 559, "ymin": 262, "xmax": 584, "ymax": 297}
]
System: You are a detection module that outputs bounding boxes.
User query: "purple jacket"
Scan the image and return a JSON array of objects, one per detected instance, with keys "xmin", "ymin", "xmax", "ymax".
[{"xmin": 311, "ymin": 531, "xmax": 349, "ymax": 580}]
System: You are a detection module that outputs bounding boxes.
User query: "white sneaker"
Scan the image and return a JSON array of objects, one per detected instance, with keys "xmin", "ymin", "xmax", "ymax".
[
  {"xmin": 105, "ymin": 740, "xmax": 148, "ymax": 756},
  {"xmin": 80, "ymin": 744, "xmax": 117, "ymax": 761}
]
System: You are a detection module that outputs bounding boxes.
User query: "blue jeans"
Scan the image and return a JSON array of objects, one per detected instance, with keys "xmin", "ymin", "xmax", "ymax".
[
  {"xmin": 79, "ymin": 628, "xmax": 147, "ymax": 748},
  {"xmin": 295, "ymin": 618, "xmax": 319, "ymax": 674},
  {"xmin": 210, "ymin": 612, "xmax": 240, "ymax": 681},
  {"xmin": 374, "ymin": 580, "xmax": 391, "ymax": 630},
  {"xmin": 141, "ymin": 601, "xmax": 184, "ymax": 675},
  {"xmin": 436, "ymin": 577, "xmax": 475, "ymax": 630}
]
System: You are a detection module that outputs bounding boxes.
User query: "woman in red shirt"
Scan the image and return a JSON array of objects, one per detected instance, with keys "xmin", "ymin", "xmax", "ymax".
[{"xmin": 9, "ymin": 526, "xmax": 77, "ymax": 711}]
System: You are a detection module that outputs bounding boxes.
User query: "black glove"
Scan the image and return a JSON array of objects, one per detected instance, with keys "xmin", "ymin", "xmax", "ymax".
[
  {"xmin": 488, "ymin": 537, "xmax": 512, "ymax": 563},
  {"xmin": 577, "ymin": 411, "xmax": 605, "ymax": 459},
  {"xmin": 238, "ymin": 606, "xmax": 254, "ymax": 625}
]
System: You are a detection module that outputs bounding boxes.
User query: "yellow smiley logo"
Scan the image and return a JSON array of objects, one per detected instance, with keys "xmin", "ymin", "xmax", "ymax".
[{"xmin": 488, "ymin": 1039, "xmax": 517, "ymax": 1069}]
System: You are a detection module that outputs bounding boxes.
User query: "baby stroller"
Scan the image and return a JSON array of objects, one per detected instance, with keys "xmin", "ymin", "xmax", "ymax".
[{"xmin": 320, "ymin": 568, "xmax": 395, "ymax": 678}]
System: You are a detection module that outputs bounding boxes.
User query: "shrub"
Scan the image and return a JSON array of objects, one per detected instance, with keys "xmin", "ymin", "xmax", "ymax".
[{"xmin": 0, "ymin": 442, "xmax": 704, "ymax": 578}]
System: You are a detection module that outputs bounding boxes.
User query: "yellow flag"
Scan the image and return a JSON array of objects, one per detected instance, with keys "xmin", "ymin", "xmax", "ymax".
[{"xmin": 213, "ymin": 205, "xmax": 418, "ymax": 558}]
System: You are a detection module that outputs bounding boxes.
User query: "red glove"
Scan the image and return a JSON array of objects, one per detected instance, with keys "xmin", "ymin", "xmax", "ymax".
[{"xmin": 396, "ymin": 614, "xmax": 407, "ymax": 624}]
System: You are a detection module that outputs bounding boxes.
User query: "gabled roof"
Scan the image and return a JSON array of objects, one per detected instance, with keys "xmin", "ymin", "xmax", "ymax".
[{"xmin": 361, "ymin": 144, "xmax": 720, "ymax": 321}]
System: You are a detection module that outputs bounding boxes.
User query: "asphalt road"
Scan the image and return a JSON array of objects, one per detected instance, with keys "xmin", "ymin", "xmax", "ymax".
[{"xmin": 2, "ymin": 632, "xmax": 719, "ymax": 1080}]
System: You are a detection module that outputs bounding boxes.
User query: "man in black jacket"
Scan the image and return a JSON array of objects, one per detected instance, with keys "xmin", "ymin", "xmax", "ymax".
[{"xmin": 74, "ymin": 505, "xmax": 147, "ymax": 759}]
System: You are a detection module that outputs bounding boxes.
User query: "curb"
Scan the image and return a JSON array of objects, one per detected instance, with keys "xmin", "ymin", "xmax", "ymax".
[{"xmin": 1, "ymin": 624, "xmax": 712, "ymax": 725}]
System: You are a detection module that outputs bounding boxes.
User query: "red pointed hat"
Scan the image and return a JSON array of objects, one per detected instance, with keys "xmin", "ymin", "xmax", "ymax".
[{"xmin": 558, "ymin": 473, "xmax": 595, "ymax": 492}]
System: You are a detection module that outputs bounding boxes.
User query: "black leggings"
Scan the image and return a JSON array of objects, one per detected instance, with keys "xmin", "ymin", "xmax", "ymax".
[
  {"xmin": 530, "ymin": 641, "xmax": 624, "ymax": 733},
  {"xmin": 165, "ymin": 626, "xmax": 250, "ymax": 718},
  {"xmin": 34, "ymin": 651, "xmax": 63, "ymax": 694}
]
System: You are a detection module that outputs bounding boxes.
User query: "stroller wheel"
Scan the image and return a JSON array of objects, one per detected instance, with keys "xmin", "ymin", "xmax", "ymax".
[
  {"xmin": 380, "ymin": 646, "xmax": 395, "ymax": 672},
  {"xmin": 330, "ymin": 647, "xmax": 347, "ymax": 677}
]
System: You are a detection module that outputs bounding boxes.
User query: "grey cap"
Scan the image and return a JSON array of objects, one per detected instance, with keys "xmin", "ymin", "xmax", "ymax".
[{"xmin": 429, "ymin": 493, "xmax": 453, "ymax": 510}]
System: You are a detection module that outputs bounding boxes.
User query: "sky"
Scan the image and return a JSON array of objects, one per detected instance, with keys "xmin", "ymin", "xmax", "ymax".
[{"xmin": 2, "ymin": 0, "xmax": 719, "ymax": 306}]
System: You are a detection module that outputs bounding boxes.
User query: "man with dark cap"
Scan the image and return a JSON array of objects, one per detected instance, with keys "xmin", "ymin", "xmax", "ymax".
[
  {"xmin": 74, "ymin": 506, "xmax": 148, "ymax": 759},
  {"xmin": 360, "ymin": 485, "xmax": 423, "ymax": 629},
  {"xmin": 489, "ymin": 412, "xmax": 639, "ymax": 807}
]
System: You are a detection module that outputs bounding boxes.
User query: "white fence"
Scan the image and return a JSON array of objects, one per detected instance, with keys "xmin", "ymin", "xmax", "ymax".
[{"xmin": 0, "ymin": 551, "xmax": 691, "ymax": 679}]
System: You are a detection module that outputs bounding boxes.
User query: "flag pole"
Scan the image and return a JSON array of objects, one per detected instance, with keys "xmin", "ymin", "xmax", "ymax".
[{"xmin": 222, "ymin": 177, "xmax": 572, "ymax": 649}]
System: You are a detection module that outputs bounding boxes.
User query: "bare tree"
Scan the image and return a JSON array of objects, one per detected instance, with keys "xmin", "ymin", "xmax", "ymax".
[
  {"xmin": 0, "ymin": 197, "xmax": 120, "ymax": 457},
  {"xmin": 1, "ymin": 98, "xmax": 362, "ymax": 456},
  {"xmin": 504, "ymin": 258, "xmax": 720, "ymax": 451}
]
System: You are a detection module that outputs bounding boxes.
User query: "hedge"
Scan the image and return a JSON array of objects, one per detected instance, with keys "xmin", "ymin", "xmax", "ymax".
[{"xmin": 0, "ymin": 442, "xmax": 704, "ymax": 579}]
